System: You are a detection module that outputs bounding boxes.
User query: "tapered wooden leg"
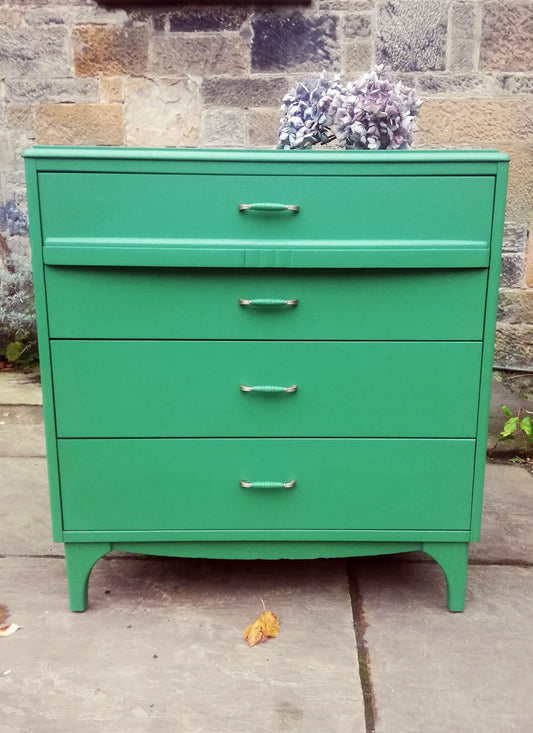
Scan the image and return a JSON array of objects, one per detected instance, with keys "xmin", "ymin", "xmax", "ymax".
[
  {"xmin": 64, "ymin": 543, "xmax": 111, "ymax": 612},
  {"xmin": 422, "ymin": 542, "xmax": 469, "ymax": 612}
]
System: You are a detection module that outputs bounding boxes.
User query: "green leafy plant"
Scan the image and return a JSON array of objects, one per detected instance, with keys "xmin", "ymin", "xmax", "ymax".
[
  {"xmin": 500, "ymin": 405, "xmax": 533, "ymax": 455},
  {"xmin": 0, "ymin": 234, "xmax": 38, "ymax": 370}
]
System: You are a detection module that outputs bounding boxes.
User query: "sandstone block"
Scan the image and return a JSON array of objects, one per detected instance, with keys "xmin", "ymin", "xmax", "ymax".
[
  {"xmin": 7, "ymin": 105, "xmax": 34, "ymax": 132},
  {"xmin": 494, "ymin": 324, "xmax": 533, "ymax": 370},
  {"xmin": 416, "ymin": 99, "xmax": 533, "ymax": 145},
  {"xmin": 167, "ymin": 7, "xmax": 248, "ymax": 32},
  {"xmin": 501, "ymin": 145, "xmax": 533, "ymax": 222},
  {"xmin": 344, "ymin": 13, "xmax": 372, "ymax": 39},
  {"xmin": 23, "ymin": 5, "xmax": 127, "ymax": 26},
  {"xmin": 5, "ymin": 79, "xmax": 99, "ymax": 105},
  {"xmin": 527, "ymin": 267, "xmax": 533, "ymax": 289},
  {"xmin": 498, "ymin": 75, "xmax": 533, "ymax": 95},
  {"xmin": 503, "ymin": 223, "xmax": 528, "ymax": 254},
  {"xmin": 124, "ymin": 77, "xmax": 201, "ymax": 148},
  {"xmin": 202, "ymin": 77, "xmax": 289, "ymax": 108},
  {"xmin": 153, "ymin": 13, "xmax": 167, "ymax": 32},
  {"xmin": 0, "ymin": 197, "xmax": 29, "ymax": 237},
  {"xmin": 99, "ymin": 77, "xmax": 124, "ymax": 104},
  {"xmin": 449, "ymin": 2, "xmax": 477, "ymax": 72},
  {"xmin": 500, "ymin": 254, "xmax": 526, "ymax": 288},
  {"xmin": 247, "ymin": 108, "xmax": 281, "ymax": 149},
  {"xmin": 0, "ymin": 27, "xmax": 69, "ymax": 78},
  {"xmin": 200, "ymin": 109, "xmax": 247, "ymax": 148},
  {"xmin": 497, "ymin": 289, "xmax": 533, "ymax": 325},
  {"xmin": 416, "ymin": 74, "xmax": 496, "ymax": 96},
  {"xmin": 35, "ymin": 104, "xmax": 124, "ymax": 146},
  {"xmin": 151, "ymin": 35, "xmax": 249, "ymax": 76},
  {"xmin": 320, "ymin": 0, "xmax": 374, "ymax": 9},
  {"xmin": 376, "ymin": 1, "xmax": 448, "ymax": 71},
  {"xmin": 342, "ymin": 41, "xmax": 374, "ymax": 75},
  {"xmin": 251, "ymin": 13, "xmax": 339, "ymax": 72},
  {"xmin": 481, "ymin": 2, "xmax": 533, "ymax": 72},
  {"xmin": 0, "ymin": 8, "xmax": 21, "ymax": 26},
  {"xmin": 0, "ymin": 136, "xmax": 12, "ymax": 175},
  {"xmin": 72, "ymin": 24, "xmax": 149, "ymax": 77}
]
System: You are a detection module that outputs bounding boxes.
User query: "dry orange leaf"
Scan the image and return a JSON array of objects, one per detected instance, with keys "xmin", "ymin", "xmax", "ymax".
[
  {"xmin": 0, "ymin": 605, "xmax": 21, "ymax": 637},
  {"xmin": 0, "ymin": 624, "xmax": 22, "ymax": 637},
  {"xmin": 244, "ymin": 607, "xmax": 280, "ymax": 647}
]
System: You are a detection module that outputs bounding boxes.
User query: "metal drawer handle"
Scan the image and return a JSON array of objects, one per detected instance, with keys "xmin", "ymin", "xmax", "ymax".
[
  {"xmin": 240, "ymin": 384, "xmax": 297, "ymax": 393},
  {"xmin": 238, "ymin": 203, "xmax": 299, "ymax": 213},
  {"xmin": 239, "ymin": 298, "xmax": 298, "ymax": 307},
  {"xmin": 240, "ymin": 480, "xmax": 296, "ymax": 489}
]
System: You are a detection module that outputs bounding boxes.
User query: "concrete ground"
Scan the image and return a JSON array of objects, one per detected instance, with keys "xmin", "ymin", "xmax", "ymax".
[{"xmin": 1, "ymin": 372, "xmax": 532, "ymax": 732}]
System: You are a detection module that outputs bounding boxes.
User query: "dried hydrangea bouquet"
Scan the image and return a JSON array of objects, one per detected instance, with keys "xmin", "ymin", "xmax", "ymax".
[{"xmin": 277, "ymin": 66, "xmax": 422, "ymax": 151}]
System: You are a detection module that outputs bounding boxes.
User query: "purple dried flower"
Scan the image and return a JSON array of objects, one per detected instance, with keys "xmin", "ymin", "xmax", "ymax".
[
  {"xmin": 277, "ymin": 72, "xmax": 343, "ymax": 150},
  {"xmin": 277, "ymin": 66, "xmax": 422, "ymax": 151},
  {"xmin": 330, "ymin": 66, "xmax": 422, "ymax": 150}
]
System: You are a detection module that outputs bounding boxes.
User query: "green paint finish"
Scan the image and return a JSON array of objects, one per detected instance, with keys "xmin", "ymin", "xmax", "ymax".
[
  {"xmin": 58, "ymin": 439, "xmax": 475, "ymax": 532},
  {"xmin": 50, "ymin": 340, "xmax": 482, "ymax": 438},
  {"xmin": 41, "ymin": 239, "xmax": 490, "ymax": 269},
  {"xmin": 422, "ymin": 542, "xmax": 469, "ymax": 612},
  {"xmin": 63, "ymin": 529, "xmax": 471, "ymax": 543},
  {"xmin": 22, "ymin": 145, "xmax": 510, "ymax": 166},
  {"xmin": 45, "ymin": 267, "xmax": 488, "ymax": 341},
  {"xmin": 64, "ymin": 542, "xmax": 111, "ymax": 612},
  {"xmin": 23, "ymin": 146, "xmax": 509, "ymax": 612},
  {"xmin": 23, "ymin": 158, "xmax": 64, "ymax": 542},
  {"xmin": 63, "ymin": 539, "xmax": 470, "ymax": 612},
  {"xmin": 38, "ymin": 172, "xmax": 494, "ymax": 246},
  {"xmin": 112, "ymin": 540, "xmax": 424, "ymax": 559},
  {"xmin": 470, "ymin": 161, "xmax": 509, "ymax": 541}
]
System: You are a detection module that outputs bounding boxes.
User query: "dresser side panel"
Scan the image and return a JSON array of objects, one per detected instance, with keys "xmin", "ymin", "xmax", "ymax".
[
  {"xmin": 470, "ymin": 161, "xmax": 509, "ymax": 540},
  {"xmin": 24, "ymin": 157, "xmax": 63, "ymax": 542}
]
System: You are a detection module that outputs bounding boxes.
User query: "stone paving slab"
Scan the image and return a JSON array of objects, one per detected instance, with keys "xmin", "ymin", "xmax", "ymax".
[
  {"xmin": 0, "ymin": 555, "xmax": 364, "ymax": 733},
  {"xmin": 0, "ymin": 372, "xmax": 42, "ymax": 406},
  {"xmin": 471, "ymin": 462, "xmax": 533, "ymax": 564},
  {"xmin": 353, "ymin": 560, "xmax": 533, "ymax": 733},
  {"xmin": 1, "ymin": 457, "xmax": 59, "ymax": 557},
  {"xmin": 0, "ymin": 406, "xmax": 45, "ymax": 458}
]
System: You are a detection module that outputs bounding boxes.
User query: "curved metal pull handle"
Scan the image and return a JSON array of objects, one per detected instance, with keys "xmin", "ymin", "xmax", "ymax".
[
  {"xmin": 238, "ymin": 203, "xmax": 299, "ymax": 213},
  {"xmin": 240, "ymin": 480, "xmax": 296, "ymax": 489},
  {"xmin": 240, "ymin": 384, "xmax": 297, "ymax": 393},
  {"xmin": 239, "ymin": 298, "xmax": 298, "ymax": 307}
]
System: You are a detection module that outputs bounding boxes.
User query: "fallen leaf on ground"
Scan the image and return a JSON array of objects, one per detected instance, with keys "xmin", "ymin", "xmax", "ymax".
[
  {"xmin": 0, "ymin": 604, "xmax": 22, "ymax": 636},
  {"xmin": 244, "ymin": 609, "xmax": 280, "ymax": 647},
  {"xmin": 0, "ymin": 624, "xmax": 22, "ymax": 637}
]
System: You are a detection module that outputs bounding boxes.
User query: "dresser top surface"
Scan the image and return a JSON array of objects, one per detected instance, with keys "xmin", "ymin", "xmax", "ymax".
[{"xmin": 22, "ymin": 146, "xmax": 509, "ymax": 164}]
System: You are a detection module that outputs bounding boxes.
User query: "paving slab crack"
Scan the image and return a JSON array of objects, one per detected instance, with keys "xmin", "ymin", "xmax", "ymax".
[
  {"xmin": 0, "ymin": 554, "xmax": 65, "ymax": 559},
  {"xmin": 348, "ymin": 560, "xmax": 377, "ymax": 733}
]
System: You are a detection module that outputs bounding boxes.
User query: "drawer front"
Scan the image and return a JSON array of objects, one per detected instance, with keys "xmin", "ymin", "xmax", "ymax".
[
  {"xmin": 45, "ymin": 267, "xmax": 488, "ymax": 341},
  {"xmin": 58, "ymin": 438, "xmax": 475, "ymax": 531},
  {"xmin": 39, "ymin": 172, "xmax": 494, "ymax": 244},
  {"xmin": 51, "ymin": 340, "xmax": 482, "ymax": 438}
]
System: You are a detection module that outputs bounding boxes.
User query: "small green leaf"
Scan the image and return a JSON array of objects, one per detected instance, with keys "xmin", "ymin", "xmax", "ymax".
[
  {"xmin": 502, "ymin": 406, "xmax": 512, "ymax": 416},
  {"xmin": 501, "ymin": 417, "xmax": 519, "ymax": 438},
  {"xmin": 510, "ymin": 456, "xmax": 524, "ymax": 464},
  {"xmin": 5, "ymin": 341, "xmax": 24, "ymax": 363},
  {"xmin": 519, "ymin": 416, "xmax": 532, "ymax": 437}
]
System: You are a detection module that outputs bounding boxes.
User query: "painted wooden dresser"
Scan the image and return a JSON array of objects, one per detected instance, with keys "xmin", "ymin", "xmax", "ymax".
[{"xmin": 23, "ymin": 147, "xmax": 508, "ymax": 612}]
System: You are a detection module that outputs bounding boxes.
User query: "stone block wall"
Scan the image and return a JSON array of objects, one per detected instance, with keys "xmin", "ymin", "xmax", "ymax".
[{"xmin": 0, "ymin": 0, "xmax": 532, "ymax": 368}]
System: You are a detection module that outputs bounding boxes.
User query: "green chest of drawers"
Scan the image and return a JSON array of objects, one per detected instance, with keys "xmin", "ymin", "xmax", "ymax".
[{"xmin": 23, "ymin": 146, "xmax": 509, "ymax": 612}]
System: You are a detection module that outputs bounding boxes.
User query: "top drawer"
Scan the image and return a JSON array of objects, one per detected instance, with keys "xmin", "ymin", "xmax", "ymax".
[{"xmin": 38, "ymin": 172, "xmax": 494, "ymax": 247}]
